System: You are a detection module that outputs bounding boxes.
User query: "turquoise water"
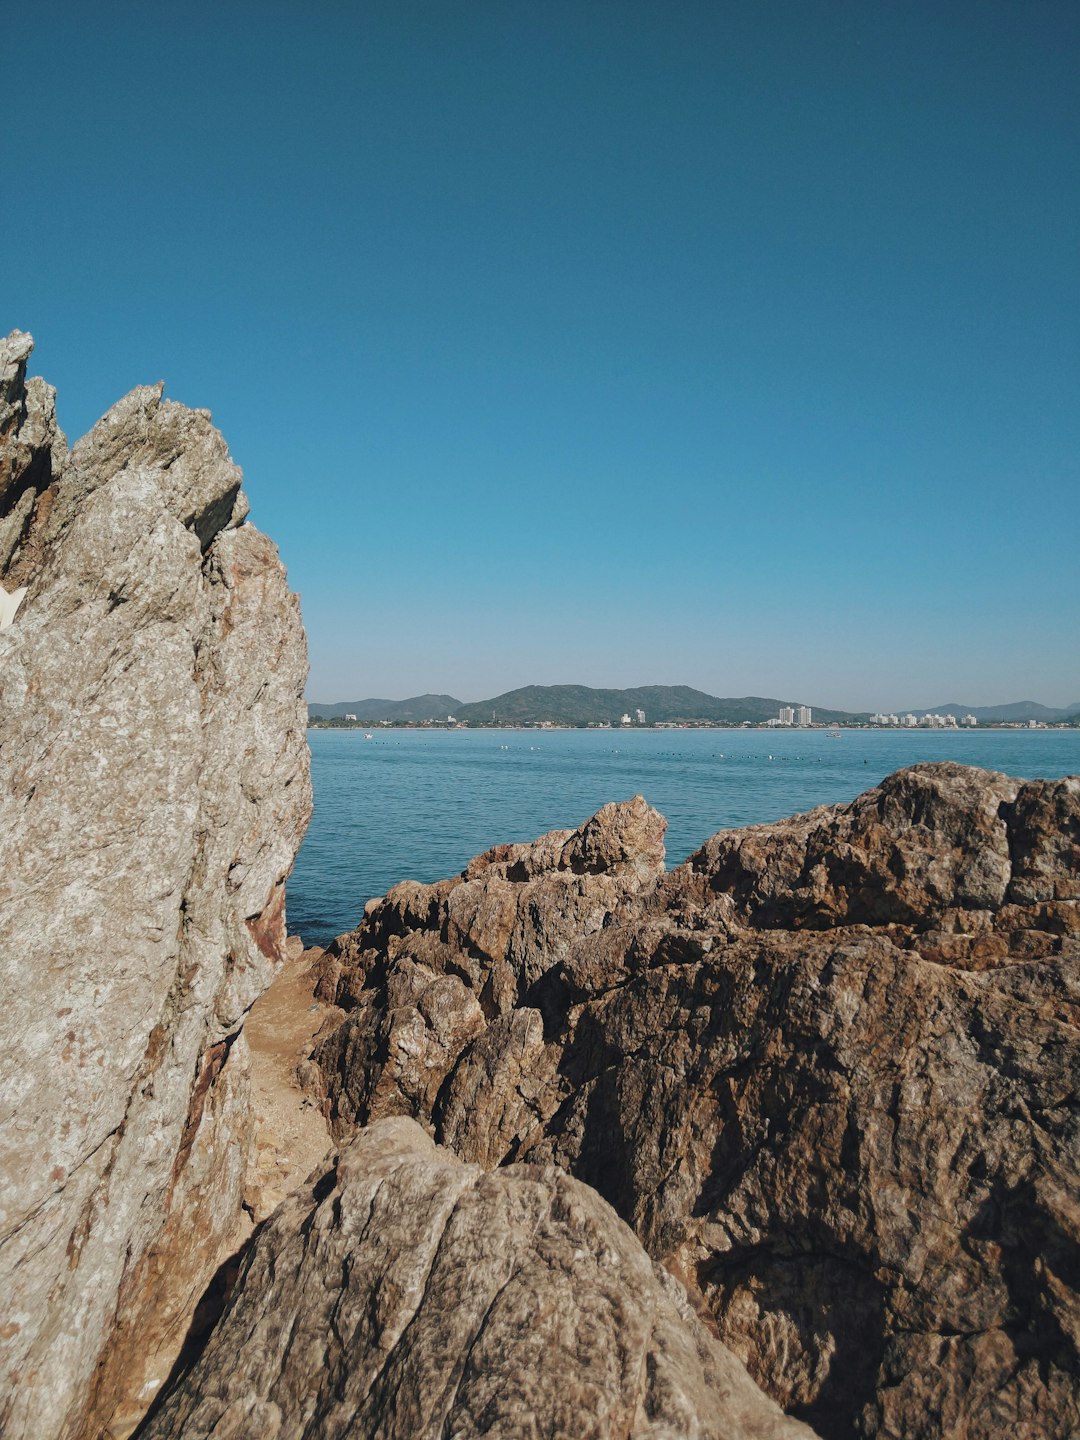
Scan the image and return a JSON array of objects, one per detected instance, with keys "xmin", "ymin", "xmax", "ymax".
[{"xmin": 289, "ymin": 726, "xmax": 1080, "ymax": 946}]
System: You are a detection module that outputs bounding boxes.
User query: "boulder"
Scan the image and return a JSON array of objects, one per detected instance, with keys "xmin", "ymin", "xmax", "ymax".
[
  {"xmin": 314, "ymin": 766, "xmax": 1080, "ymax": 1440},
  {"xmin": 0, "ymin": 333, "xmax": 312, "ymax": 1439},
  {"xmin": 140, "ymin": 1116, "xmax": 817, "ymax": 1440}
]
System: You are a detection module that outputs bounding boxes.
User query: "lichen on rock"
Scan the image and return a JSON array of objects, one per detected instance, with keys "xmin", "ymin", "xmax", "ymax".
[{"xmin": 0, "ymin": 332, "xmax": 312, "ymax": 1440}]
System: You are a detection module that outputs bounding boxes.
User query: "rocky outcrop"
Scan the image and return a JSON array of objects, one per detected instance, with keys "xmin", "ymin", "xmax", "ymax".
[
  {"xmin": 0, "ymin": 330, "xmax": 68, "ymax": 584},
  {"xmin": 0, "ymin": 333, "xmax": 312, "ymax": 1439},
  {"xmin": 312, "ymin": 793, "xmax": 667, "ymax": 1145},
  {"xmin": 140, "ymin": 1116, "xmax": 817, "ymax": 1440},
  {"xmin": 6, "ymin": 331, "xmax": 1076, "ymax": 1440},
  {"xmin": 313, "ymin": 765, "xmax": 1080, "ymax": 1440}
]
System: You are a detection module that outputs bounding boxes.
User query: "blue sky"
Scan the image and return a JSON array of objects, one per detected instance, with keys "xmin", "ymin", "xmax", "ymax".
[{"xmin": 10, "ymin": 1, "xmax": 1079, "ymax": 709}]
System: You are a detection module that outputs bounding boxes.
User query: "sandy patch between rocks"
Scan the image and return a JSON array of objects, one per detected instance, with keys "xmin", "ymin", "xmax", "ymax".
[{"xmin": 241, "ymin": 938, "xmax": 340, "ymax": 1226}]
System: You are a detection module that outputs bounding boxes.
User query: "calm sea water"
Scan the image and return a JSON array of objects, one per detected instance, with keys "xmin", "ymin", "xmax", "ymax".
[{"xmin": 288, "ymin": 726, "xmax": 1080, "ymax": 946}]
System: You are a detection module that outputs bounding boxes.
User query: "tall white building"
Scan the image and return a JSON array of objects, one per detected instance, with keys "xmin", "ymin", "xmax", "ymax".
[
  {"xmin": 798, "ymin": 705, "xmax": 812, "ymax": 726},
  {"xmin": 778, "ymin": 706, "xmax": 795, "ymax": 725}
]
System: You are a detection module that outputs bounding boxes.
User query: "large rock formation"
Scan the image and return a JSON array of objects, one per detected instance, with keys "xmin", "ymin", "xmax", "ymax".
[
  {"xmin": 6, "ymin": 330, "xmax": 1076, "ymax": 1440},
  {"xmin": 313, "ymin": 766, "xmax": 1080, "ymax": 1440},
  {"xmin": 140, "ymin": 1116, "xmax": 817, "ymax": 1440},
  {"xmin": 0, "ymin": 333, "xmax": 312, "ymax": 1439}
]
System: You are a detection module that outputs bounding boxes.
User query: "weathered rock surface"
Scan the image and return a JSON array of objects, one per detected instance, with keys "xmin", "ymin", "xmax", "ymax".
[
  {"xmin": 241, "ymin": 938, "xmax": 336, "ymax": 1227},
  {"xmin": 141, "ymin": 1116, "xmax": 817, "ymax": 1440},
  {"xmin": 0, "ymin": 333, "xmax": 312, "ymax": 1439},
  {"xmin": 0, "ymin": 329, "xmax": 68, "ymax": 583},
  {"xmin": 314, "ymin": 765, "xmax": 1080, "ymax": 1440}
]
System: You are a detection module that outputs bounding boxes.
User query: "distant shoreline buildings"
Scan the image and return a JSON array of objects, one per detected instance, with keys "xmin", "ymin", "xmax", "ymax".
[
  {"xmin": 870, "ymin": 712, "xmax": 978, "ymax": 729},
  {"xmin": 866, "ymin": 711, "xmax": 1054, "ymax": 730},
  {"xmin": 307, "ymin": 686, "xmax": 1077, "ymax": 732},
  {"xmin": 770, "ymin": 705, "xmax": 812, "ymax": 727}
]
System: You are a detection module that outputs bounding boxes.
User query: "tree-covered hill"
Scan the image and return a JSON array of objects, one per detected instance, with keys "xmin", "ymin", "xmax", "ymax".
[{"xmin": 452, "ymin": 685, "xmax": 864, "ymax": 726}]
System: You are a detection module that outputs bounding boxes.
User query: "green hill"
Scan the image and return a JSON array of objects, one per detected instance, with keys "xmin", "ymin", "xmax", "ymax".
[
  {"xmin": 454, "ymin": 685, "xmax": 863, "ymax": 727},
  {"xmin": 308, "ymin": 694, "xmax": 462, "ymax": 723},
  {"xmin": 921, "ymin": 700, "xmax": 1080, "ymax": 723}
]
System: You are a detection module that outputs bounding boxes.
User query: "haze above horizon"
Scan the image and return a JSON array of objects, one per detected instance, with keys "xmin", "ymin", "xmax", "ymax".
[{"xmin": 12, "ymin": 2, "xmax": 1079, "ymax": 712}]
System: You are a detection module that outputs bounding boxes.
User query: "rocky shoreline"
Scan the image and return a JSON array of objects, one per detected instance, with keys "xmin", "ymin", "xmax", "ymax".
[
  {"xmin": 304, "ymin": 770, "xmax": 1080, "ymax": 1439},
  {"xmin": 1, "ymin": 334, "xmax": 1077, "ymax": 1439}
]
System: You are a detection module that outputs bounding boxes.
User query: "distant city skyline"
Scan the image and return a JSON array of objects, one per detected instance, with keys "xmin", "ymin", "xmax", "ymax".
[{"xmin": 13, "ymin": 2, "xmax": 1079, "ymax": 712}]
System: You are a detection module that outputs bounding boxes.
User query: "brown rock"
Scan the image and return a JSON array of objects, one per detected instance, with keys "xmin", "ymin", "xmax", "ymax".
[
  {"xmin": 316, "ymin": 795, "xmax": 666, "ymax": 1139},
  {"xmin": 0, "ymin": 333, "xmax": 312, "ymax": 1439},
  {"xmin": 314, "ymin": 765, "xmax": 1080, "ymax": 1440},
  {"xmin": 140, "ymin": 1117, "xmax": 818, "ymax": 1440},
  {"xmin": 681, "ymin": 762, "xmax": 1022, "ymax": 929}
]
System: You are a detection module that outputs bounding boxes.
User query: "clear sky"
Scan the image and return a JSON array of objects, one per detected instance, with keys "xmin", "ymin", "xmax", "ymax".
[{"xmin": 10, "ymin": 1, "xmax": 1079, "ymax": 710}]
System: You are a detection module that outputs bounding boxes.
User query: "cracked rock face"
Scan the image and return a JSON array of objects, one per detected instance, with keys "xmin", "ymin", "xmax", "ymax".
[
  {"xmin": 0, "ymin": 333, "xmax": 312, "ymax": 1439},
  {"xmin": 141, "ymin": 1116, "xmax": 817, "ymax": 1440},
  {"xmin": 314, "ymin": 765, "xmax": 1080, "ymax": 1440},
  {"xmin": 0, "ymin": 329, "xmax": 68, "ymax": 585}
]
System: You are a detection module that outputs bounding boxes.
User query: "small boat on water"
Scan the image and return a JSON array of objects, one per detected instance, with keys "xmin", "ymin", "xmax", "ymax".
[{"xmin": 828, "ymin": 731, "xmax": 842, "ymax": 738}]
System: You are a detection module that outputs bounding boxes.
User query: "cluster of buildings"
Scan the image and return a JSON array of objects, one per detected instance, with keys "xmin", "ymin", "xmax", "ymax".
[
  {"xmin": 585, "ymin": 710, "xmax": 647, "ymax": 729},
  {"xmin": 769, "ymin": 705, "xmax": 813, "ymax": 727},
  {"xmin": 869, "ymin": 712, "xmax": 977, "ymax": 728}
]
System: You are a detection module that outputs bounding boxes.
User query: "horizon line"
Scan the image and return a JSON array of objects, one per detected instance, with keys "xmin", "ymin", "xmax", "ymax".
[{"xmin": 306, "ymin": 684, "xmax": 1080, "ymax": 713}]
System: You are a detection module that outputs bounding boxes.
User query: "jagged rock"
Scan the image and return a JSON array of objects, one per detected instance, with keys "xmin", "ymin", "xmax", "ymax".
[
  {"xmin": 314, "ymin": 766, "xmax": 1080, "ymax": 1440},
  {"xmin": 140, "ymin": 1116, "xmax": 818, "ymax": 1440},
  {"xmin": 314, "ymin": 794, "xmax": 666, "ymax": 1140},
  {"xmin": 0, "ymin": 329, "xmax": 68, "ymax": 581},
  {"xmin": 0, "ymin": 333, "xmax": 312, "ymax": 1439},
  {"xmin": 677, "ymin": 762, "xmax": 1060, "ymax": 928}
]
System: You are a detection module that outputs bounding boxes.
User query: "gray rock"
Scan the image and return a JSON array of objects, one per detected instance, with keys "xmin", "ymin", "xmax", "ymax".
[
  {"xmin": 0, "ymin": 332, "xmax": 311, "ymax": 1439},
  {"xmin": 141, "ymin": 1116, "xmax": 818, "ymax": 1440}
]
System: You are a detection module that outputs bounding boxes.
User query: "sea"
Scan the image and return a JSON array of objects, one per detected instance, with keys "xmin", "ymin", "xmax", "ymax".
[{"xmin": 288, "ymin": 726, "xmax": 1080, "ymax": 947}]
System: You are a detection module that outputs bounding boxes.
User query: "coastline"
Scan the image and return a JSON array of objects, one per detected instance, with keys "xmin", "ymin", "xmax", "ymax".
[{"xmin": 307, "ymin": 720, "xmax": 1080, "ymax": 732}]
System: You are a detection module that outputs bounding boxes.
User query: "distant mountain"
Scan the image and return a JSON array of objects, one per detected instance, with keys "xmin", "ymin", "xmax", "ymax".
[
  {"xmin": 308, "ymin": 689, "xmax": 1080, "ymax": 727},
  {"xmin": 308, "ymin": 694, "xmax": 462, "ymax": 723},
  {"xmin": 919, "ymin": 701, "xmax": 1080, "ymax": 723},
  {"xmin": 453, "ymin": 685, "xmax": 864, "ymax": 727}
]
